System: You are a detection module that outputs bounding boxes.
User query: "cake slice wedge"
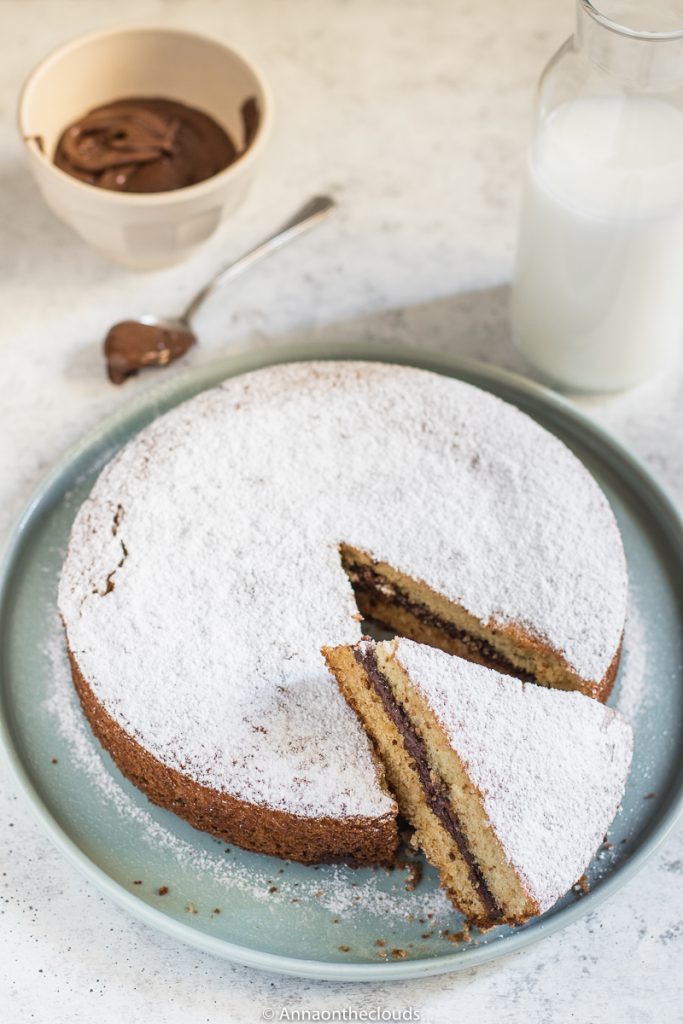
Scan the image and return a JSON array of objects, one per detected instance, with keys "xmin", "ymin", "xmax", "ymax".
[{"xmin": 323, "ymin": 637, "xmax": 633, "ymax": 928}]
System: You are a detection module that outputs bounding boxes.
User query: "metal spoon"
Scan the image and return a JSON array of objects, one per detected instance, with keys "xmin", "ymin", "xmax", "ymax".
[{"xmin": 104, "ymin": 195, "xmax": 335, "ymax": 384}]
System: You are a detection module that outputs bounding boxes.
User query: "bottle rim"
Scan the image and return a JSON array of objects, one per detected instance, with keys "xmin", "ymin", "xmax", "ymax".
[{"xmin": 582, "ymin": 0, "xmax": 683, "ymax": 41}]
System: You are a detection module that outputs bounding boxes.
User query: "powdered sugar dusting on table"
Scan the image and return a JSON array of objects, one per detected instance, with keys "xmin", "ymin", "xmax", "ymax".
[
  {"xmin": 58, "ymin": 361, "xmax": 627, "ymax": 820},
  {"xmin": 390, "ymin": 638, "xmax": 633, "ymax": 912}
]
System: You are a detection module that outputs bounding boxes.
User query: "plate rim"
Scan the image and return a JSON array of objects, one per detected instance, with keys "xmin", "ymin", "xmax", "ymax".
[{"xmin": 2, "ymin": 341, "xmax": 683, "ymax": 982}]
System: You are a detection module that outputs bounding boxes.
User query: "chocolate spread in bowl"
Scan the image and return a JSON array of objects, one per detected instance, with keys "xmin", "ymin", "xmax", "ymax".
[{"xmin": 54, "ymin": 96, "xmax": 259, "ymax": 192}]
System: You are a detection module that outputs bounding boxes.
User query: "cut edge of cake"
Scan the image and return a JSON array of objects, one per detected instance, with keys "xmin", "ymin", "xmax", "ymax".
[
  {"xmin": 339, "ymin": 544, "xmax": 621, "ymax": 702},
  {"xmin": 323, "ymin": 636, "xmax": 633, "ymax": 928}
]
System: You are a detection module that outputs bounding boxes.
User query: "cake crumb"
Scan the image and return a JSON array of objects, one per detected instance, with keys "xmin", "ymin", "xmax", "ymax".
[
  {"xmin": 212, "ymin": 908, "xmax": 221, "ymax": 915},
  {"xmin": 645, "ymin": 792, "xmax": 656, "ymax": 800},
  {"xmin": 158, "ymin": 886, "xmax": 169, "ymax": 896},
  {"xmin": 445, "ymin": 924, "xmax": 470, "ymax": 943},
  {"xmin": 391, "ymin": 948, "xmax": 408, "ymax": 960},
  {"xmin": 405, "ymin": 862, "xmax": 423, "ymax": 892},
  {"xmin": 268, "ymin": 886, "xmax": 279, "ymax": 894},
  {"xmin": 574, "ymin": 875, "xmax": 590, "ymax": 894},
  {"xmin": 186, "ymin": 902, "xmax": 198, "ymax": 914},
  {"xmin": 338, "ymin": 945, "xmax": 351, "ymax": 953},
  {"xmin": 51, "ymin": 757, "xmax": 59, "ymax": 764},
  {"xmin": 132, "ymin": 880, "xmax": 142, "ymax": 886}
]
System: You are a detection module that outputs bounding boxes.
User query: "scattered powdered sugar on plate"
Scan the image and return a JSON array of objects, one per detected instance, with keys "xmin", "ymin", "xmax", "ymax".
[
  {"xmin": 43, "ymin": 622, "xmax": 199, "ymax": 858},
  {"xmin": 41, "ymin": 619, "xmax": 453, "ymax": 924},
  {"xmin": 616, "ymin": 586, "xmax": 650, "ymax": 722}
]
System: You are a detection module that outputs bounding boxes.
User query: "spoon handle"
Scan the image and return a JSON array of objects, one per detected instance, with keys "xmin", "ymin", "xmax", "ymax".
[{"xmin": 181, "ymin": 195, "xmax": 335, "ymax": 324}]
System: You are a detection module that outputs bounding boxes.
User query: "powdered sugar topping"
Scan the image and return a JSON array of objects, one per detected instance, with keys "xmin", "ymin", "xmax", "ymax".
[{"xmin": 58, "ymin": 361, "xmax": 627, "ymax": 819}]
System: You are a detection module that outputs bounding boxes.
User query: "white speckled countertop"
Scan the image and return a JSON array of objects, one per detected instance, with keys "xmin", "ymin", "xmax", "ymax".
[{"xmin": 2, "ymin": 1, "xmax": 683, "ymax": 1020}]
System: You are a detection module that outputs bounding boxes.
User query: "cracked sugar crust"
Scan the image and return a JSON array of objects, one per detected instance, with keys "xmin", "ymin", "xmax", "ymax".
[
  {"xmin": 58, "ymin": 361, "xmax": 627, "ymax": 820},
  {"xmin": 389, "ymin": 638, "xmax": 633, "ymax": 911}
]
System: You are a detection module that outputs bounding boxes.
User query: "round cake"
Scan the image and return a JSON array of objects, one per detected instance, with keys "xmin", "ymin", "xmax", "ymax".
[{"xmin": 58, "ymin": 361, "xmax": 628, "ymax": 865}]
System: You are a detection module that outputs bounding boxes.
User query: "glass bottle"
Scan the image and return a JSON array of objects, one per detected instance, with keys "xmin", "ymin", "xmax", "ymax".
[{"xmin": 511, "ymin": 1, "xmax": 683, "ymax": 392}]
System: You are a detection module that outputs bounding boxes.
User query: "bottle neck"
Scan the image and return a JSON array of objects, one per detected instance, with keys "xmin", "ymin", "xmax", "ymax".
[{"xmin": 575, "ymin": 1, "xmax": 683, "ymax": 90}]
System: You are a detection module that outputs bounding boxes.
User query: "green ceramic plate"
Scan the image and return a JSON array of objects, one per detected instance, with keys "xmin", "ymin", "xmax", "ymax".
[{"xmin": 2, "ymin": 343, "xmax": 683, "ymax": 981}]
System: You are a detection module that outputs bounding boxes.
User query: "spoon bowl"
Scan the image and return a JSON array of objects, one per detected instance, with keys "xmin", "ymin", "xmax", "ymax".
[{"xmin": 104, "ymin": 317, "xmax": 197, "ymax": 384}]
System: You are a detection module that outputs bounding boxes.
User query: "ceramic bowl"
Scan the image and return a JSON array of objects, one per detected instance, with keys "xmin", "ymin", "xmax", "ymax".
[{"xmin": 18, "ymin": 26, "xmax": 272, "ymax": 269}]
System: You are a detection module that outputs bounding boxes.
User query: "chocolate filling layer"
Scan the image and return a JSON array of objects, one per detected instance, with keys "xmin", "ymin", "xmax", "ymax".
[
  {"xmin": 354, "ymin": 647, "xmax": 502, "ymax": 922},
  {"xmin": 347, "ymin": 562, "xmax": 535, "ymax": 684}
]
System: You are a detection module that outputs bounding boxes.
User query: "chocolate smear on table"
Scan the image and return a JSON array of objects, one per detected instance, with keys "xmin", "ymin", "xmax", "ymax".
[
  {"xmin": 104, "ymin": 321, "xmax": 196, "ymax": 385},
  {"xmin": 54, "ymin": 96, "xmax": 260, "ymax": 193}
]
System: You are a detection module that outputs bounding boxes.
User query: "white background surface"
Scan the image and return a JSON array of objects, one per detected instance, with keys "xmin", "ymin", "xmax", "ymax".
[{"xmin": 2, "ymin": 1, "xmax": 683, "ymax": 1021}]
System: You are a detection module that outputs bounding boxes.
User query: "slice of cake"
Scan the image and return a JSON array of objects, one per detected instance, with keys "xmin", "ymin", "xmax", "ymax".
[
  {"xmin": 338, "ymin": 544, "xmax": 623, "ymax": 700},
  {"xmin": 323, "ymin": 637, "xmax": 633, "ymax": 927}
]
